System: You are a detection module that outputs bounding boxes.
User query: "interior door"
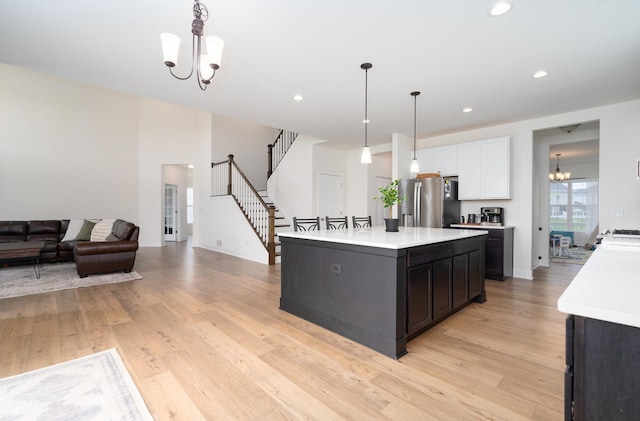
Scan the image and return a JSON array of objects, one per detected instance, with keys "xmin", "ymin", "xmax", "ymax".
[
  {"xmin": 318, "ymin": 173, "xmax": 343, "ymax": 223},
  {"xmin": 164, "ymin": 184, "xmax": 177, "ymax": 241},
  {"xmin": 374, "ymin": 177, "xmax": 392, "ymax": 226}
]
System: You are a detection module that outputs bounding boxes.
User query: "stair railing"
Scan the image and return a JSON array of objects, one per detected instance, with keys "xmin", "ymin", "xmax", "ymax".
[
  {"xmin": 267, "ymin": 130, "xmax": 299, "ymax": 178},
  {"xmin": 211, "ymin": 154, "xmax": 278, "ymax": 264}
]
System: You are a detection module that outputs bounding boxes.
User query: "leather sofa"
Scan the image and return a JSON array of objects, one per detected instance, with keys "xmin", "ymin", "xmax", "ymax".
[{"xmin": 0, "ymin": 219, "xmax": 139, "ymax": 277}]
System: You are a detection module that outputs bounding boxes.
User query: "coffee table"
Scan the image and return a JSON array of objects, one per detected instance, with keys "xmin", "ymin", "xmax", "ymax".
[{"xmin": 0, "ymin": 241, "xmax": 45, "ymax": 279}]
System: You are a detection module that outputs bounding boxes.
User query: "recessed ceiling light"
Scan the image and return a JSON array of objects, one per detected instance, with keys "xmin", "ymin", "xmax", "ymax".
[
  {"xmin": 463, "ymin": 107, "xmax": 473, "ymax": 113},
  {"xmin": 488, "ymin": 1, "xmax": 512, "ymax": 17},
  {"xmin": 532, "ymin": 70, "xmax": 549, "ymax": 79},
  {"xmin": 293, "ymin": 94, "xmax": 303, "ymax": 101}
]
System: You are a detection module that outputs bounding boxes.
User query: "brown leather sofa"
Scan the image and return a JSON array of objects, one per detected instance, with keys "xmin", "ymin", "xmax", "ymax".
[
  {"xmin": 0, "ymin": 219, "xmax": 139, "ymax": 277},
  {"xmin": 75, "ymin": 219, "xmax": 139, "ymax": 277}
]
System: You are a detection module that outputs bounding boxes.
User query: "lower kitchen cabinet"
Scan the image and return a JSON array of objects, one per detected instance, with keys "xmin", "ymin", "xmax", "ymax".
[
  {"xmin": 485, "ymin": 228, "xmax": 513, "ymax": 280},
  {"xmin": 565, "ymin": 315, "xmax": 640, "ymax": 420},
  {"xmin": 451, "ymin": 225, "xmax": 513, "ymax": 281},
  {"xmin": 407, "ymin": 264, "xmax": 432, "ymax": 335},
  {"xmin": 432, "ymin": 258, "xmax": 453, "ymax": 320},
  {"xmin": 406, "ymin": 237, "xmax": 486, "ymax": 339}
]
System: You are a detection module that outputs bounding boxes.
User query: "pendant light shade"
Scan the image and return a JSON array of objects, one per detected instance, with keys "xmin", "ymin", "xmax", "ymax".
[
  {"xmin": 410, "ymin": 91, "xmax": 421, "ymax": 173},
  {"xmin": 360, "ymin": 63, "xmax": 373, "ymax": 164}
]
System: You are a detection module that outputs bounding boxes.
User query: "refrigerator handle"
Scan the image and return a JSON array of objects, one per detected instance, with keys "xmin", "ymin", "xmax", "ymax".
[{"xmin": 414, "ymin": 182, "xmax": 421, "ymax": 227}]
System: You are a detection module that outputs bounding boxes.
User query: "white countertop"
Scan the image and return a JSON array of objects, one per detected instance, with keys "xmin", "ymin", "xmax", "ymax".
[
  {"xmin": 557, "ymin": 241, "xmax": 640, "ymax": 328},
  {"xmin": 450, "ymin": 224, "xmax": 515, "ymax": 230},
  {"xmin": 278, "ymin": 226, "xmax": 488, "ymax": 250}
]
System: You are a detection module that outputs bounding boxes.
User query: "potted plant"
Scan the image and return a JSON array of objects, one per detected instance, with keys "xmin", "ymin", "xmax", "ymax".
[{"xmin": 374, "ymin": 179, "xmax": 405, "ymax": 232}]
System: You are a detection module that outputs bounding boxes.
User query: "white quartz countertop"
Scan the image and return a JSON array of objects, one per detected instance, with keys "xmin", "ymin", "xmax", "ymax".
[
  {"xmin": 278, "ymin": 226, "xmax": 488, "ymax": 249},
  {"xmin": 557, "ymin": 242, "xmax": 640, "ymax": 328},
  {"xmin": 450, "ymin": 224, "xmax": 515, "ymax": 230}
]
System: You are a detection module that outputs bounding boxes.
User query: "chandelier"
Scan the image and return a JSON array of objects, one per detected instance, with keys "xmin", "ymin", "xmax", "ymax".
[
  {"xmin": 549, "ymin": 153, "xmax": 571, "ymax": 182},
  {"xmin": 160, "ymin": 0, "xmax": 225, "ymax": 91}
]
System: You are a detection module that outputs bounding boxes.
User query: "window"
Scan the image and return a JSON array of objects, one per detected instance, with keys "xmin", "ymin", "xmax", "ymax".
[
  {"xmin": 550, "ymin": 178, "xmax": 598, "ymax": 246},
  {"xmin": 187, "ymin": 187, "xmax": 193, "ymax": 224}
]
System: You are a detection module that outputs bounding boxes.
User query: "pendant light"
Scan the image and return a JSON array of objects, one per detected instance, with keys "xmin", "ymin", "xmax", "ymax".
[
  {"xmin": 549, "ymin": 153, "xmax": 571, "ymax": 182},
  {"xmin": 360, "ymin": 63, "xmax": 372, "ymax": 164},
  {"xmin": 410, "ymin": 91, "xmax": 421, "ymax": 173}
]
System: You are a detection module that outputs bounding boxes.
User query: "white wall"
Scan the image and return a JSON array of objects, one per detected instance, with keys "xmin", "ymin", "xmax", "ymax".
[
  {"xmin": 138, "ymin": 98, "xmax": 208, "ymax": 246},
  {"xmin": 198, "ymin": 196, "xmax": 268, "ymax": 264},
  {"xmin": 211, "ymin": 115, "xmax": 280, "ymax": 191},
  {"xmin": 267, "ymin": 135, "xmax": 322, "ymax": 222},
  {"xmin": 0, "ymin": 64, "xmax": 139, "ymax": 222}
]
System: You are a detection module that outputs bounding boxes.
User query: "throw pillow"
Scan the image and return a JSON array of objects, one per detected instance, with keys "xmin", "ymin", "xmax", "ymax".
[
  {"xmin": 61, "ymin": 219, "xmax": 84, "ymax": 242},
  {"xmin": 90, "ymin": 219, "xmax": 115, "ymax": 242},
  {"xmin": 75, "ymin": 220, "xmax": 96, "ymax": 241}
]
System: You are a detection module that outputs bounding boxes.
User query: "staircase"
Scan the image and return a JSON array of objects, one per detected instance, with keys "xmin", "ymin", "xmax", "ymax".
[
  {"xmin": 258, "ymin": 191, "xmax": 290, "ymax": 261},
  {"xmin": 210, "ymin": 130, "xmax": 298, "ymax": 264}
]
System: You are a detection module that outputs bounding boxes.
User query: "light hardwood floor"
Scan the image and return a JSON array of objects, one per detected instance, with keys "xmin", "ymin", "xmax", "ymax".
[{"xmin": 0, "ymin": 242, "xmax": 581, "ymax": 420}]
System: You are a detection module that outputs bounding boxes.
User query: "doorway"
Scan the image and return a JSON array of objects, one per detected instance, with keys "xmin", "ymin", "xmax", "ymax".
[
  {"xmin": 164, "ymin": 184, "xmax": 177, "ymax": 242},
  {"xmin": 318, "ymin": 173, "xmax": 344, "ymax": 222},
  {"xmin": 373, "ymin": 176, "xmax": 392, "ymax": 226},
  {"xmin": 533, "ymin": 121, "xmax": 600, "ymax": 267}
]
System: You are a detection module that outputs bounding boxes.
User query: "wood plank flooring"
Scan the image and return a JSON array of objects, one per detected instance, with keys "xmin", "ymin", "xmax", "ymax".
[{"xmin": 0, "ymin": 242, "xmax": 581, "ymax": 420}]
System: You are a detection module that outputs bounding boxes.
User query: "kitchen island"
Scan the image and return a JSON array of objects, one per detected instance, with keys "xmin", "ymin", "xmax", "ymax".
[
  {"xmin": 278, "ymin": 226, "xmax": 487, "ymax": 358},
  {"xmin": 558, "ymin": 240, "xmax": 640, "ymax": 420}
]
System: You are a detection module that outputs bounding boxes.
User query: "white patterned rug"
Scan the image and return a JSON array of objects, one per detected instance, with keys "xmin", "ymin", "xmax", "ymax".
[
  {"xmin": 0, "ymin": 263, "xmax": 142, "ymax": 300},
  {"xmin": 0, "ymin": 348, "xmax": 153, "ymax": 420}
]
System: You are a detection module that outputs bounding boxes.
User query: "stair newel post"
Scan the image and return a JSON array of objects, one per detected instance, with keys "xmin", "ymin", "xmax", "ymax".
[
  {"xmin": 227, "ymin": 154, "xmax": 234, "ymax": 196},
  {"xmin": 267, "ymin": 144, "xmax": 273, "ymax": 179},
  {"xmin": 267, "ymin": 205, "xmax": 276, "ymax": 265}
]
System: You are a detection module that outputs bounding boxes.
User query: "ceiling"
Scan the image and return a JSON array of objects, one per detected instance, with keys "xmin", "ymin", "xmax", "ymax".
[{"xmin": 1, "ymin": 1, "xmax": 639, "ymax": 149}]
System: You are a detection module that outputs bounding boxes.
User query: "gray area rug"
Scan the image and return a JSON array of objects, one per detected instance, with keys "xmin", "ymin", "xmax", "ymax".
[
  {"xmin": 549, "ymin": 247, "xmax": 594, "ymax": 265},
  {"xmin": 0, "ymin": 263, "xmax": 142, "ymax": 299},
  {"xmin": 0, "ymin": 348, "xmax": 153, "ymax": 420}
]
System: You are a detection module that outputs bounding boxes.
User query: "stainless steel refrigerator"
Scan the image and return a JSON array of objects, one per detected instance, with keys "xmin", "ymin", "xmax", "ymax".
[{"xmin": 398, "ymin": 177, "xmax": 460, "ymax": 228}]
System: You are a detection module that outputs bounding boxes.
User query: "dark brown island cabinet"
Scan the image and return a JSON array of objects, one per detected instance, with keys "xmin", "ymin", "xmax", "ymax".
[
  {"xmin": 451, "ymin": 225, "xmax": 514, "ymax": 281},
  {"xmin": 565, "ymin": 315, "xmax": 640, "ymax": 420},
  {"xmin": 278, "ymin": 228, "xmax": 487, "ymax": 358}
]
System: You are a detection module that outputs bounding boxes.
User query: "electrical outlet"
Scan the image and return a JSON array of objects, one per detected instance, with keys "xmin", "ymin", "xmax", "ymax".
[
  {"xmin": 331, "ymin": 264, "xmax": 341, "ymax": 274},
  {"xmin": 612, "ymin": 208, "xmax": 624, "ymax": 217},
  {"xmin": 216, "ymin": 240, "xmax": 222, "ymax": 246}
]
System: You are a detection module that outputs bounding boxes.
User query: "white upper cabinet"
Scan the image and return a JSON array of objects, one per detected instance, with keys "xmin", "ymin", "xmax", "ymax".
[
  {"xmin": 457, "ymin": 141, "xmax": 482, "ymax": 199},
  {"xmin": 457, "ymin": 136, "xmax": 511, "ymax": 200},
  {"xmin": 414, "ymin": 136, "xmax": 510, "ymax": 200},
  {"xmin": 430, "ymin": 145, "xmax": 457, "ymax": 176},
  {"xmin": 415, "ymin": 145, "xmax": 457, "ymax": 175}
]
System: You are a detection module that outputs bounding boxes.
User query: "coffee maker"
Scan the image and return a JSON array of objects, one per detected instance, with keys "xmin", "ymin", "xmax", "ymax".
[{"xmin": 481, "ymin": 207, "xmax": 504, "ymax": 226}]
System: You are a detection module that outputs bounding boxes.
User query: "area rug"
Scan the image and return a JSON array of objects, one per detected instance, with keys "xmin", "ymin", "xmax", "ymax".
[
  {"xmin": 0, "ymin": 348, "xmax": 153, "ymax": 420},
  {"xmin": 550, "ymin": 247, "xmax": 594, "ymax": 265},
  {"xmin": 0, "ymin": 263, "xmax": 142, "ymax": 300}
]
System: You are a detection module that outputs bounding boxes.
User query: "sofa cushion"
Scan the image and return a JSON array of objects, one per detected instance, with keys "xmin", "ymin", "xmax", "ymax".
[
  {"xmin": 27, "ymin": 220, "xmax": 61, "ymax": 242},
  {"xmin": 61, "ymin": 219, "xmax": 85, "ymax": 242},
  {"xmin": 0, "ymin": 221, "xmax": 28, "ymax": 242},
  {"xmin": 112, "ymin": 219, "xmax": 135, "ymax": 241},
  {"xmin": 90, "ymin": 219, "xmax": 115, "ymax": 242},
  {"xmin": 75, "ymin": 220, "xmax": 96, "ymax": 241}
]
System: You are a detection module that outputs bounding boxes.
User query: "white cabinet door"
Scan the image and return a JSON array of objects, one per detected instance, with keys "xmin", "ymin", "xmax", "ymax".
[
  {"xmin": 457, "ymin": 142, "xmax": 482, "ymax": 200},
  {"xmin": 481, "ymin": 136, "xmax": 510, "ymax": 199},
  {"xmin": 457, "ymin": 136, "xmax": 510, "ymax": 200},
  {"xmin": 431, "ymin": 145, "xmax": 457, "ymax": 176}
]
